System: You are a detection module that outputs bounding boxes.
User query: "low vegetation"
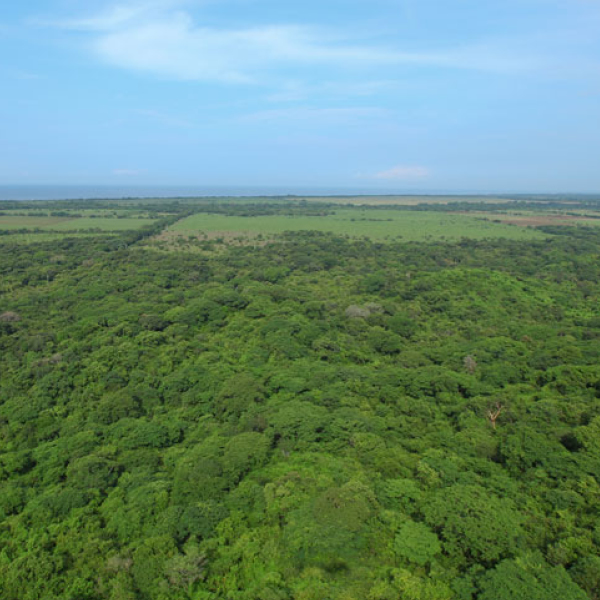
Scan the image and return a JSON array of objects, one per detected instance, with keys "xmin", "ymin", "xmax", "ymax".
[
  {"xmin": 1, "ymin": 196, "xmax": 599, "ymax": 599},
  {"xmin": 167, "ymin": 209, "xmax": 548, "ymax": 243}
]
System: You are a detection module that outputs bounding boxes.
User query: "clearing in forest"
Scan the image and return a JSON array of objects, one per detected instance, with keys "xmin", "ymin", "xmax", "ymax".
[
  {"xmin": 0, "ymin": 215, "xmax": 157, "ymax": 233},
  {"xmin": 462, "ymin": 210, "xmax": 600, "ymax": 228},
  {"xmin": 168, "ymin": 209, "xmax": 548, "ymax": 242}
]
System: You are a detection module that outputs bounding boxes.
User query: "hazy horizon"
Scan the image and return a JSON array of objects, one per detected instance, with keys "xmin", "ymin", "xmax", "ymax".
[{"xmin": 2, "ymin": 184, "xmax": 600, "ymax": 202}]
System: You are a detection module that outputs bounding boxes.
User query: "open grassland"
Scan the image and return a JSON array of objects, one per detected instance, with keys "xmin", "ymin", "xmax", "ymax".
[
  {"xmin": 0, "ymin": 216, "xmax": 71, "ymax": 230},
  {"xmin": 0, "ymin": 232, "xmax": 118, "ymax": 245},
  {"xmin": 295, "ymin": 195, "xmax": 515, "ymax": 205},
  {"xmin": 463, "ymin": 210, "xmax": 600, "ymax": 228},
  {"xmin": 50, "ymin": 217, "xmax": 156, "ymax": 231},
  {"xmin": 116, "ymin": 194, "xmax": 515, "ymax": 206},
  {"xmin": 168, "ymin": 209, "xmax": 549, "ymax": 242},
  {"xmin": 0, "ymin": 208, "xmax": 156, "ymax": 217},
  {"xmin": 0, "ymin": 215, "xmax": 157, "ymax": 232}
]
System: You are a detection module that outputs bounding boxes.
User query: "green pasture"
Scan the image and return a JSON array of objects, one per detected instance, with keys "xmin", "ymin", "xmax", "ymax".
[
  {"xmin": 0, "ymin": 216, "xmax": 69, "ymax": 230},
  {"xmin": 297, "ymin": 195, "xmax": 514, "ymax": 205},
  {"xmin": 51, "ymin": 217, "xmax": 156, "ymax": 231},
  {"xmin": 468, "ymin": 209, "xmax": 600, "ymax": 227},
  {"xmin": 0, "ymin": 215, "xmax": 156, "ymax": 232},
  {"xmin": 0, "ymin": 232, "xmax": 117, "ymax": 245},
  {"xmin": 117, "ymin": 194, "xmax": 513, "ymax": 207},
  {"xmin": 0, "ymin": 208, "xmax": 153, "ymax": 217},
  {"xmin": 169, "ymin": 209, "xmax": 548, "ymax": 241}
]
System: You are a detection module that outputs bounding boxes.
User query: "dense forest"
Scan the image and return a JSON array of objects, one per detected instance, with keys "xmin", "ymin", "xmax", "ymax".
[{"xmin": 1, "ymin": 199, "xmax": 600, "ymax": 599}]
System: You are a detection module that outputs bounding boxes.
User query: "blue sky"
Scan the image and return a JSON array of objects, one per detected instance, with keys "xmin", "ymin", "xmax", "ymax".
[{"xmin": 1, "ymin": 0, "xmax": 599, "ymax": 192}]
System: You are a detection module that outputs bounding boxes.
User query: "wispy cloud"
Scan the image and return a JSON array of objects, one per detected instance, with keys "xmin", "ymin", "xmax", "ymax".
[
  {"xmin": 44, "ymin": 1, "xmax": 540, "ymax": 83},
  {"xmin": 55, "ymin": 4, "xmax": 151, "ymax": 31},
  {"xmin": 373, "ymin": 165, "xmax": 430, "ymax": 180}
]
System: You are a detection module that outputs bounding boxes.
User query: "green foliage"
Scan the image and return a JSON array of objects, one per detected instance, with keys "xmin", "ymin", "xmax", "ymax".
[
  {"xmin": 2, "ymin": 198, "xmax": 600, "ymax": 599},
  {"xmin": 66, "ymin": 455, "xmax": 121, "ymax": 491},
  {"xmin": 215, "ymin": 373, "xmax": 265, "ymax": 418},
  {"xmin": 477, "ymin": 553, "xmax": 588, "ymax": 600},
  {"xmin": 394, "ymin": 521, "xmax": 441, "ymax": 566},
  {"xmin": 284, "ymin": 479, "xmax": 376, "ymax": 570},
  {"xmin": 423, "ymin": 484, "xmax": 524, "ymax": 565}
]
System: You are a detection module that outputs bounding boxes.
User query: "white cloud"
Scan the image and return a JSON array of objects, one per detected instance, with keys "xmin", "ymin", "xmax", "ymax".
[
  {"xmin": 46, "ymin": 2, "xmax": 539, "ymax": 83},
  {"xmin": 56, "ymin": 5, "xmax": 150, "ymax": 30},
  {"xmin": 374, "ymin": 165, "xmax": 430, "ymax": 180}
]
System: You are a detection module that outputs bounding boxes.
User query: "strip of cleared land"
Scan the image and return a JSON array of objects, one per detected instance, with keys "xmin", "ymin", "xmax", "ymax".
[
  {"xmin": 0, "ymin": 216, "xmax": 156, "ymax": 232},
  {"xmin": 0, "ymin": 232, "xmax": 119, "ymax": 245},
  {"xmin": 462, "ymin": 211, "xmax": 600, "ymax": 228}
]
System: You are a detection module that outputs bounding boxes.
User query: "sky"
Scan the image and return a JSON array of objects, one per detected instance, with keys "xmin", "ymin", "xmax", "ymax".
[{"xmin": 1, "ymin": 0, "xmax": 599, "ymax": 192}]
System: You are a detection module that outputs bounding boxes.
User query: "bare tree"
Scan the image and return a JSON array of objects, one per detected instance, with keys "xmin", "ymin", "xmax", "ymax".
[
  {"xmin": 464, "ymin": 355, "xmax": 477, "ymax": 374},
  {"xmin": 0, "ymin": 311, "xmax": 20, "ymax": 323},
  {"xmin": 487, "ymin": 402, "xmax": 503, "ymax": 429}
]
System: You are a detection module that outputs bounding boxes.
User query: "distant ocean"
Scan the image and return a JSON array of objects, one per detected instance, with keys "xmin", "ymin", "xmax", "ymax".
[{"xmin": 0, "ymin": 185, "xmax": 416, "ymax": 201}]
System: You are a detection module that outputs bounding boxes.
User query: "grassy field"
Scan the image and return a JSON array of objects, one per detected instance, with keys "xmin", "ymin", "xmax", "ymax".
[
  {"xmin": 0, "ymin": 232, "xmax": 118, "ymax": 245},
  {"xmin": 0, "ymin": 216, "xmax": 70, "ymax": 230},
  {"xmin": 168, "ymin": 209, "xmax": 548, "ymax": 242},
  {"xmin": 0, "ymin": 215, "xmax": 156, "ymax": 232},
  {"xmin": 0, "ymin": 208, "xmax": 155, "ymax": 217},
  {"xmin": 51, "ymin": 217, "xmax": 156, "ymax": 231},
  {"xmin": 294, "ymin": 195, "xmax": 515, "ymax": 206},
  {"xmin": 114, "ymin": 194, "xmax": 514, "ymax": 207},
  {"xmin": 465, "ymin": 210, "xmax": 600, "ymax": 228}
]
